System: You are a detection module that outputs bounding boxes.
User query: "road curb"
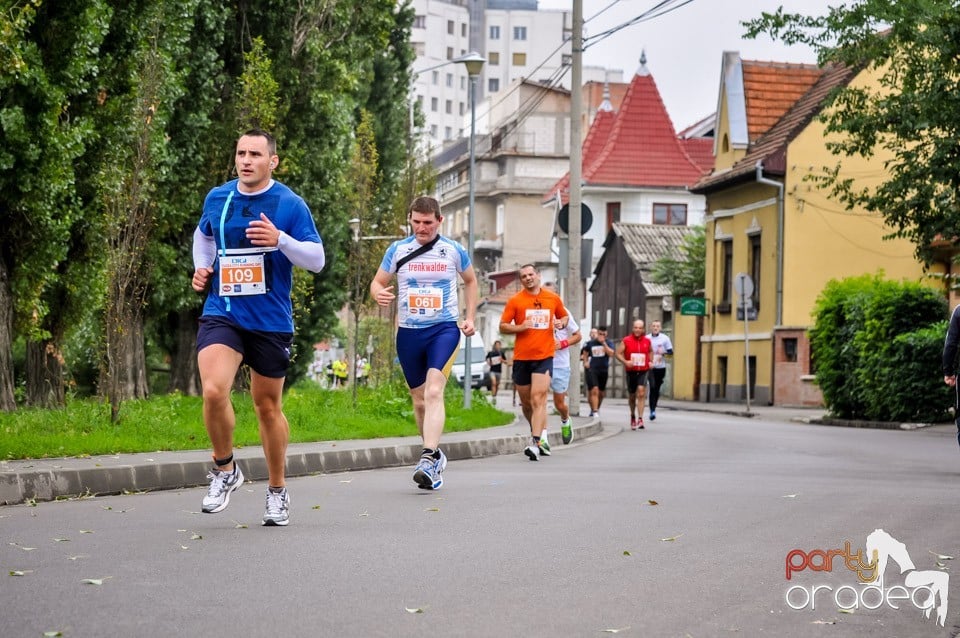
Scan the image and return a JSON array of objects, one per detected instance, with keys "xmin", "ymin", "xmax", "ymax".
[{"xmin": 0, "ymin": 420, "xmax": 606, "ymax": 506}]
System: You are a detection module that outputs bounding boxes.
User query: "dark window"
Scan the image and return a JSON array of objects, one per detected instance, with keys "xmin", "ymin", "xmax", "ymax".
[
  {"xmin": 717, "ymin": 356, "xmax": 728, "ymax": 399},
  {"xmin": 718, "ymin": 239, "xmax": 733, "ymax": 313},
  {"xmin": 783, "ymin": 338, "xmax": 798, "ymax": 362},
  {"xmin": 749, "ymin": 234, "xmax": 761, "ymax": 313},
  {"xmin": 606, "ymin": 202, "xmax": 621, "ymax": 233},
  {"xmin": 653, "ymin": 203, "xmax": 687, "ymax": 225}
]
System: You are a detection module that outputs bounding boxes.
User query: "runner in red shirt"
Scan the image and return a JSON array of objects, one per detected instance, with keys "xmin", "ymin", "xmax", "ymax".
[{"xmin": 616, "ymin": 319, "xmax": 653, "ymax": 430}]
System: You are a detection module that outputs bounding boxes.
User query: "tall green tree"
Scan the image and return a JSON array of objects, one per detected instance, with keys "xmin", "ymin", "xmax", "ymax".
[
  {"xmin": 744, "ymin": 0, "xmax": 960, "ymax": 267},
  {"xmin": 95, "ymin": 0, "xmax": 199, "ymax": 418},
  {"xmin": 0, "ymin": 0, "xmax": 111, "ymax": 409},
  {"xmin": 147, "ymin": 0, "xmax": 231, "ymax": 396}
]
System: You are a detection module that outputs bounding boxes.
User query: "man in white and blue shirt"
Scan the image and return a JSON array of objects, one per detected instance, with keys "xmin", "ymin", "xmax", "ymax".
[{"xmin": 371, "ymin": 196, "xmax": 478, "ymax": 490}]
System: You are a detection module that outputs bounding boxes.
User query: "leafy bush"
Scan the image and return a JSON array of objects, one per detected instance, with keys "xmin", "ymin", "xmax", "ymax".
[
  {"xmin": 884, "ymin": 322, "xmax": 953, "ymax": 423},
  {"xmin": 810, "ymin": 274, "xmax": 949, "ymax": 421},
  {"xmin": 809, "ymin": 275, "xmax": 876, "ymax": 418}
]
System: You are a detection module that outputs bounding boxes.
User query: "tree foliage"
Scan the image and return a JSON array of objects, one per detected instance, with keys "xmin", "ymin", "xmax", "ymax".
[
  {"xmin": 650, "ymin": 225, "xmax": 706, "ymax": 298},
  {"xmin": 0, "ymin": 0, "xmax": 419, "ymax": 408},
  {"xmin": 809, "ymin": 273, "xmax": 950, "ymax": 421},
  {"xmin": 743, "ymin": 0, "xmax": 960, "ymax": 267}
]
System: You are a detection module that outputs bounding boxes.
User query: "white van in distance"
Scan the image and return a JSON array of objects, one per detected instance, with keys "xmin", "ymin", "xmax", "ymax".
[{"xmin": 451, "ymin": 333, "xmax": 488, "ymax": 390}]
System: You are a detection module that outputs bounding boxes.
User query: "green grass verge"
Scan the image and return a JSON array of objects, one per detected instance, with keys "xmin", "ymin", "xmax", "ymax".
[{"xmin": 0, "ymin": 382, "xmax": 514, "ymax": 460}]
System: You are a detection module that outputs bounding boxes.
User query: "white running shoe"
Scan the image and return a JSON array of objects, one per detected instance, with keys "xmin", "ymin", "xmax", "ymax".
[
  {"xmin": 262, "ymin": 487, "xmax": 290, "ymax": 526},
  {"xmin": 201, "ymin": 464, "xmax": 244, "ymax": 514}
]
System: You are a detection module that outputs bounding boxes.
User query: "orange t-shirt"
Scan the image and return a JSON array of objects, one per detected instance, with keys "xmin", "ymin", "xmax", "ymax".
[{"xmin": 500, "ymin": 288, "xmax": 568, "ymax": 361}]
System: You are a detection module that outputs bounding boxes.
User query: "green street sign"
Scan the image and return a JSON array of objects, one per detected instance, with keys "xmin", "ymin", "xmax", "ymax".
[{"xmin": 680, "ymin": 296, "xmax": 707, "ymax": 316}]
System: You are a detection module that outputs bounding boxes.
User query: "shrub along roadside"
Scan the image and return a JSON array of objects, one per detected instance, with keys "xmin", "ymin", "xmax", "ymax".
[
  {"xmin": 0, "ymin": 382, "xmax": 513, "ymax": 460},
  {"xmin": 810, "ymin": 273, "xmax": 951, "ymax": 422}
]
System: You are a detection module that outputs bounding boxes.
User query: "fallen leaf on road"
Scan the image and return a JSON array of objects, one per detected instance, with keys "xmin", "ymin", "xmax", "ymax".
[
  {"xmin": 81, "ymin": 577, "xmax": 111, "ymax": 585},
  {"xmin": 601, "ymin": 627, "xmax": 630, "ymax": 633},
  {"xmin": 660, "ymin": 534, "xmax": 683, "ymax": 542},
  {"xmin": 233, "ymin": 521, "xmax": 248, "ymax": 529},
  {"xmin": 53, "ymin": 538, "xmax": 70, "ymax": 542},
  {"xmin": 405, "ymin": 607, "xmax": 424, "ymax": 614},
  {"xmin": 838, "ymin": 608, "xmax": 854, "ymax": 614},
  {"xmin": 781, "ymin": 494, "xmax": 798, "ymax": 499},
  {"xmin": 43, "ymin": 632, "xmax": 63, "ymax": 637},
  {"xmin": 622, "ymin": 550, "xmax": 632, "ymax": 556},
  {"xmin": 9, "ymin": 570, "xmax": 33, "ymax": 576},
  {"xmin": 425, "ymin": 507, "xmax": 440, "ymax": 512},
  {"xmin": 190, "ymin": 533, "xmax": 202, "ymax": 540},
  {"xmin": 79, "ymin": 530, "xmax": 94, "ymax": 534},
  {"xmin": 66, "ymin": 555, "xmax": 87, "ymax": 561},
  {"xmin": 930, "ymin": 551, "xmax": 954, "ymax": 560},
  {"xmin": 811, "ymin": 619, "xmax": 836, "ymax": 625},
  {"xmin": 340, "ymin": 480, "xmax": 352, "ymax": 484},
  {"xmin": 312, "ymin": 505, "xmax": 321, "ymax": 510},
  {"xmin": 646, "ymin": 500, "xmax": 659, "ymax": 506}
]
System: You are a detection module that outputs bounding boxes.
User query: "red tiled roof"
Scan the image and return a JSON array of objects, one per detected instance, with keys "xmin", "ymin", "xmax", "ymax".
[
  {"xmin": 546, "ymin": 107, "xmax": 616, "ymax": 203},
  {"xmin": 681, "ymin": 138, "xmax": 714, "ymax": 173},
  {"xmin": 544, "ymin": 68, "xmax": 708, "ymax": 204},
  {"xmin": 693, "ymin": 62, "xmax": 857, "ymax": 193},
  {"xmin": 741, "ymin": 60, "xmax": 824, "ymax": 141},
  {"xmin": 584, "ymin": 70, "xmax": 705, "ymax": 188}
]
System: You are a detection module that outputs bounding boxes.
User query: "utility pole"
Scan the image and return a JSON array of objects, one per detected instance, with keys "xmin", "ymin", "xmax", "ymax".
[{"xmin": 566, "ymin": 0, "xmax": 585, "ymax": 415}]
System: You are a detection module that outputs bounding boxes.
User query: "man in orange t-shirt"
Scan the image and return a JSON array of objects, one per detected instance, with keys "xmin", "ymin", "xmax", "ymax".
[{"xmin": 500, "ymin": 264, "xmax": 568, "ymax": 461}]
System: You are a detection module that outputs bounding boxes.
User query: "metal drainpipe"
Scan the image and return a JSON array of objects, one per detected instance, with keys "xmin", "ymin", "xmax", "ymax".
[{"xmin": 755, "ymin": 162, "xmax": 784, "ymax": 326}]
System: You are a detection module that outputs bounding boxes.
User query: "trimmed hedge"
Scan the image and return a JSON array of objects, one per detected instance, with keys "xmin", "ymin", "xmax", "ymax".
[{"xmin": 810, "ymin": 274, "xmax": 950, "ymax": 422}]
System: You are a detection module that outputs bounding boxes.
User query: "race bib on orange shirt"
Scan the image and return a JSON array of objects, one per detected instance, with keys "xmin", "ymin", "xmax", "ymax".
[{"xmin": 526, "ymin": 308, "xmax": 551, "ymax": 329}]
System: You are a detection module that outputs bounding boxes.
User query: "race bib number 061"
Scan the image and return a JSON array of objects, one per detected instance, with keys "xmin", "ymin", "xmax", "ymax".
[{"xmin": 408, "ymin": 287, "xmax": 443, "ymax": 315}]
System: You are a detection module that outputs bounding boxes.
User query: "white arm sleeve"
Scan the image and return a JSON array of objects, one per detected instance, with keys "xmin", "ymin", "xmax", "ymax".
[
  {"xmin": 192, "ymin": 227, "xmax": 217, "ymax": 269},
  {"xmin": 278, "ymin": 231, "xmax": 326, "ymax": 273}
]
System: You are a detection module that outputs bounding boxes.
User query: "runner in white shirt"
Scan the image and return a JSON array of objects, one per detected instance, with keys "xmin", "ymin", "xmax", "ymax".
[
  {"xmin": 647, "ymin": 320, "xmax": 674, "ymax": 421},
  {"xmin": 371, "ymin": 196, "xmax": 478, "ymax": 490},
  {"xmin": 543, "ymin": 281, "xmax": 582, "ymax": 446}
]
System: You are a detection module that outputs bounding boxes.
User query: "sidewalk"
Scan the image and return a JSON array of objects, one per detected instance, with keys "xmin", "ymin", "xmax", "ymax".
[
  {"xmin": 0, "ymin": 396, "xmax": 868, "ymax": 507},
  {"xmin": 0, "ymin": 400, "xmax": 605, "ymax": 506}
]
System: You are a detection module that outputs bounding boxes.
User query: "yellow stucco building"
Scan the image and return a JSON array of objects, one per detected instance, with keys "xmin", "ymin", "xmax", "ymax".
[{"xmin": 684, "ymin": 54, "xmax": 946, "ymax": 406}]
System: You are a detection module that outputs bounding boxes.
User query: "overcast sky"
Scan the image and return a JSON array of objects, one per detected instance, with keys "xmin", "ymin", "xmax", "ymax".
[{"xmin": 536, "ymin": 0, "xmax": 837, "ymax": 130}]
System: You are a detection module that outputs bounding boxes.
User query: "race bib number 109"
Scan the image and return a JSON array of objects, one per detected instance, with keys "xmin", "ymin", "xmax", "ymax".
[{"xmin": 220, "ymin": 253, "xmax": 266, "ymax": 296}]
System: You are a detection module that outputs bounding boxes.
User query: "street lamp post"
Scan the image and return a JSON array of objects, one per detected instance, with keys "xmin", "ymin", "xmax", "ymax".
[{"xmin": 456, "ymin": 51, "xmax": 485, "ymax": 409}]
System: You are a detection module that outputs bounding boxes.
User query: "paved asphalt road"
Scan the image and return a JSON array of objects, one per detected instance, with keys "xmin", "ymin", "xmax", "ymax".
[{"xmin": 2, "ymin": 401, "xmax": 958, "ymax": 638}]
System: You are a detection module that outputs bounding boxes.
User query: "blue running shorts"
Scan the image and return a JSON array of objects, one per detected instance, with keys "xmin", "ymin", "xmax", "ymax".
[
  {"xmin": 396, "ymin": 322, "xmax": 461, "ymax": 389},
  {"xmin": 196, "ymin": 315, "xmax": 293, "ymax": 379},
  {"xmin": 550, "ymin": 366, "xmax": 570, "ymax": 394}
]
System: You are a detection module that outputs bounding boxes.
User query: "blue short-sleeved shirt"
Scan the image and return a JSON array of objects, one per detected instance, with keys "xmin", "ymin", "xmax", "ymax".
[
  {"xmin": 379, "ymin": 235, "xmax": 470, "ymax": 329},
  {"xmin": 197, "ymin": 179, "xmax": 321, "ymax": 333}
]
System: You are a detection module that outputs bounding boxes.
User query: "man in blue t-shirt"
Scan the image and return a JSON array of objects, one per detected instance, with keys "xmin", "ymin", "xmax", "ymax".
[{"xmin": 191, "ymin": 129, "xmax": 326, "ymax": 527}]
